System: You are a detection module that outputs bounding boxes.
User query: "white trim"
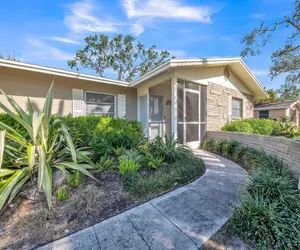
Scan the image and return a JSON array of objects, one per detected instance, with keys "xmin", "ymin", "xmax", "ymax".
[
  {"xmin": 171, "ymin": 76, "xmax": 178, "ymax": 138},
  {"xmin": 85, "ymin": 90, "xmax": 116, "ymax": 118},
  {"xmin": 254, "ymin": 106, "xmax": 291, "ymax": 111},
  {"xmin": 0, "ymin": 59, "xmax": 129, "ymax": 87}
]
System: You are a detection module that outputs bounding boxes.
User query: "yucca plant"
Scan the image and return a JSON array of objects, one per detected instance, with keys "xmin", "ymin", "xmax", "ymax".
[{"xmin": 0, "ymin": 82, "xmax": 95, "ymax": 212}]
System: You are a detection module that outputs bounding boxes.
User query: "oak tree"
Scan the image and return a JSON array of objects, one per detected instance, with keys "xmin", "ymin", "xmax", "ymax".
[{"xmin": 68, "ymin": 34, "xmax": 173, "ymax": 82}]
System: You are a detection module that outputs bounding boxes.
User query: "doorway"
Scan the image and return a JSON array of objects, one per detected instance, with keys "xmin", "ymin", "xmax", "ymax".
[{"xmin": 177, "ymin": 80, "xmax": 206, "ymax": 148}]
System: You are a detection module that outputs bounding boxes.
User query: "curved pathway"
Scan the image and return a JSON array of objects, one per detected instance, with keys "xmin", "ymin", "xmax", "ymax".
[{"xmin": 38, "ymin": 150, "xmax": 248, "ymax": 250}]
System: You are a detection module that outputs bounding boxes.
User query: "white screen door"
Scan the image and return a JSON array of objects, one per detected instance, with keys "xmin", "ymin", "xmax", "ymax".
[{"xmin": 177, "ymin": 80, "xmax": 206, "ymax": 148}]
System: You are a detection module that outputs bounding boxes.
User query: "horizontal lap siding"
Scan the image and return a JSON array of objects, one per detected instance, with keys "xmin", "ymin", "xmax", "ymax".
[
  {"xmin": 206, "ymin": 131, "xmax": 300, "ymax": 175},
  {"xmin": 0, "ymin": 67, "xmax": 137, "ymax": 120}
]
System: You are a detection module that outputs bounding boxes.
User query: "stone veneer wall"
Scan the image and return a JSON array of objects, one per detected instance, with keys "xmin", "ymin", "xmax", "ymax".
[
  {"xmin": 206, "ymin": 82, "xmax": 254, "ymax": 131},
  {"xmin": 206, "ymin": 131, "xmax": 300, "ymax": 175}
]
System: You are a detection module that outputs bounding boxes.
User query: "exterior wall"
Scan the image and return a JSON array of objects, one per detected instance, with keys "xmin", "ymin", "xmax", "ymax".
[
  {"xmin": 0, "ymin": 67, "xmax": 137, "ymax": 120},
  {"xmin": 206, "ymin": 82, "xmax": 254, "ymax": 131},
  {"xmin": 174, "ymin": 66, "xmax": 252, "ymax": 95},
  {"xmin": 254, "ymin": 108, "xmax": 288, "ymax": 119},
  {"xmin": 206, "ymin": 131, "xmax": 300, "ymax": 175}
]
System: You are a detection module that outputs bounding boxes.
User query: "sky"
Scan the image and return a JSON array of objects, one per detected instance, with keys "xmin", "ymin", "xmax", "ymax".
[{"xmin": 0, "ymin": 0, "xmax": 295, "ymax": 89}]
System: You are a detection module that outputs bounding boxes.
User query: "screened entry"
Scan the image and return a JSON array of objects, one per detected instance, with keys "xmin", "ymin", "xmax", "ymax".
[{"xmin": 177, "ymin": 80, "xmax": 207, "ymax": 148}]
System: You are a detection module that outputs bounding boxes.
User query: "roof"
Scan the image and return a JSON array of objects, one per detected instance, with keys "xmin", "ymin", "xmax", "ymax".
[
  {"xmin": 130, "ymin": 58, "xmax": 268, "ymax": 99},
  {"xmin": 254, "ymin": 100, "xmax": 300, "ymax": 110},
  {"xmin": 0, "ymin": 57, "xmax": 268, "ymax": 99},
  {"xmin": 0, "ymin": 59, "xmax": 129, "ymax": 87}
]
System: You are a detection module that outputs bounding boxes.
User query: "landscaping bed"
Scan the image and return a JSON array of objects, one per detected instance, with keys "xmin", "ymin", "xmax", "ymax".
[
  {"xmin": 202, "ymin": 139, "xmax": 300, "ymax": 250},
  {"xmin": 0, "ymin": 89, "xmax": 205, "ymax": 250}
]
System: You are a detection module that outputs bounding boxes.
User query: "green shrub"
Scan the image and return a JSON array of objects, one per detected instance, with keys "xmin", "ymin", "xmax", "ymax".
[
  {"xmin": 202, "ymin": 139, "xmax": 216, "ymax": 151},
  {"xmin": 67, "ymin": 171, "xmax": 82, "ymax": 188},
  {"xmin": 202, "ymin": 138, "xmax": 300, "ymax": 249},
  {"xmin": 122, "ymin": 156, "xmax": 205, "ymax": 197},
  {"xmin": 119, "ymin": 158, "xmax": 140, "ymax": 175},
  {"xmin": 90, "ymin": 117, "xmax": 145, "ymax": 159},
  {"xmin": 148, "ymin": 134, "xmax": 191, "ymax": 163},
  {"xmin": 96, "ymin": 155, "xmax": 116, "ymax": 172},
  {"xmin": 230, "ymin": 194, "xmax": 300, "ymax": 250},
  {"xmin": 245, "ymin": 118, "xmax": 276, "ymax": 135},
  {"xmin": 56, "ymin": 186, "xmax": 69, "ymax": 201},
  {"xmin": 142, "ymin": 152, "xmax": 166, "ymax": 169},
  {"xmin": 221, "ymin": 120, "xmax": 253, "ymax": 134},
  {"xmin": 59, "ymin": 115, "xmax": 102, "ymax": 147}
]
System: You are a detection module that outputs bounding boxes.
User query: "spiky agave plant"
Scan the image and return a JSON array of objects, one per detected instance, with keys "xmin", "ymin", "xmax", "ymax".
[{"xmin": 0, "ymin": 82, "xmax": 95, "ymax": 212}]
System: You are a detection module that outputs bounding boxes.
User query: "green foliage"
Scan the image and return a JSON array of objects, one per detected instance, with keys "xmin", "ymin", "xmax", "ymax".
[
  {"xmin": 96, "ymin": 155, "xmax": 116, "ymax": 173},
  {"xmin": 119, "ymin": 158, "xmax": 140, "ymax": 175},
  {"xmin": 221, "ymin": 120, "xmax": 253, "ymax": 134},
  {"xmin": 254, "ymin": 88, "xmax": 278, "ymax": 104},
  {"xmin": 148, "ymin": 134, "xmax": 191, "ymax": 163},
  {"xmin": 0, "ymin": 83, "xmax": 95, "ymax": 212},
  {"xmin": 90, "ymin": 117, "xmax": 145, "ymax": 159},
  {"xmin": 122, "ymin": 156, "xmax": 205, "ymax": 198},
  {"xmin": 143, "ymin": 152, "xmax": 166, "ymax": 169},
  {"xmin": 56, "ymin": 186, "xmax": 69, "ymax": 201},
  {"xmin": 203, "ymin": 138, "xmax": 300, "ymax": 249},
  {"xmin": 67, "ymin": 171, "xmax": 82, "ymax": 188},
  {"xmin": 112, "ymin": 146, "xmax": 126, "ymax": 157},
  {"xmin": 221, "ymin": 118, "xmax": 298, "ymax": 137},
  {"xmin": 68, "ymin": 34, "xmax": 174, "ymax": 81},
  {"xmin": 240, "ymin": 0, "xmax": 299, "ymax": 96},
  {"xmin": 58, "ymin": 115, "xmax": 102, "ymax": 148}
]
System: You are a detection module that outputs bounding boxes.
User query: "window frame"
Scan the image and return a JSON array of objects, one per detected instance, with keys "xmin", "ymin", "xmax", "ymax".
[
  {"xmin": 259, "ymin": 110, "xmax": 269, "ymax": 119},
  {"xmin": 85, "ymin": 90, "xmax": 116, "ymax": 117},
  {"xmin": 232, "ymin": 97, "xmax": 243, "ymax": 119}
]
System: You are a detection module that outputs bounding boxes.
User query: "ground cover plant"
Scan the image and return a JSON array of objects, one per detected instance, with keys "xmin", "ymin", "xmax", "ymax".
[
  {"xmin": 221, "ymin": 117, "xmax": 300, "ymax": 138},
  {"xmin": 202, "ymin": 139, "xmax": 300, "ymax": 249}
]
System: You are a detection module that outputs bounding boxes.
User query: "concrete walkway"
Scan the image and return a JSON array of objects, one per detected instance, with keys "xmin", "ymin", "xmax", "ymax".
[{"xmin": 38, "ymin": 150, "xmax": 248, "ymax": 250}]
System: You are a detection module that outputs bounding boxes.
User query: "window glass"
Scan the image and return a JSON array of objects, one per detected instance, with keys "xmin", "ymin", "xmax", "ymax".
[
  {"xmin": 86, "ymin": 92, "xmax": 115, "ymax": 116},
  {"xmin": 232, "ymin": 98, "xmax": 242, "ymax": 118},
  {"xmin": 260, "ymin": 110, "xmax": 269, "ymax": 119},
  {"xmin": 150, "ymin": 96, "xmax": 163, "ymax": 121},
  {"xmin": 186, "ymin": 82, "xmax": 199, "ymax": 91},
  {"xmin": 86, "ymin": 92, "xmax": 115, "ymax": 104}
]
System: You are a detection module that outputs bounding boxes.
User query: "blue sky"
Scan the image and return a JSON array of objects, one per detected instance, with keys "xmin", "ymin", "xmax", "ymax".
[{"xmin": 0, "ymin": 0, "xmax": 295, "ymax": 89}]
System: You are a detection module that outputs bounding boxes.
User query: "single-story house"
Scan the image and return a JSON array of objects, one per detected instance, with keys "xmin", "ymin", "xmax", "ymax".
[
  {"xmin": 0, "ymin": 58, "xmax": 267, "ymax": 148},
  {"xmin": 254, "ymin": 100, "xmax": 300, "ymax": 126}
]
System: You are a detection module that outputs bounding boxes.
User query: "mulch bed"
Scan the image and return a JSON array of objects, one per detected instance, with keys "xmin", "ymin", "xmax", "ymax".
[{"xmin": 0, "ymin": 171, "xmax": 140, "ymax": 250}]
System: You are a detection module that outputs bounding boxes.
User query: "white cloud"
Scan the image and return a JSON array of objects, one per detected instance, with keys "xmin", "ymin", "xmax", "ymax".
[
  {"xmin": 47, "ymin": 36, "xmax": 81, "ymax": 45},
  {"xmin": 64, "ymin": 0, "xmax": 122, "ymax": 33},
  {"xmin": 252, "ymin": 70, "xmax": 269, "ymax": 76},
  {"xmin": 25, "ymin": 39, "xmax": 74, "ymax": 61},
  {"xmin": 123, "ymin": 0, "xmax": 213, "ymax": 22},
  {"xmin": 130, "ymin": 23, "xmax": 145, "ymax": 36}
]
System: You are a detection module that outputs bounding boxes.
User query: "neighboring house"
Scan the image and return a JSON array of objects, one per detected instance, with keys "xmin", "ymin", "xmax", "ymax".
[
  {"xmin": 254, "ymin": 100, "xmax": 300, "ymax": 126},
  {"xmin": 0, "ymin": 58, "xmax": 267, "ymax": 148}
]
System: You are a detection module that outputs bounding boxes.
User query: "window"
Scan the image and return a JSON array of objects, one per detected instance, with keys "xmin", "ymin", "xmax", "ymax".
[
  {"xmin": 290, "ymin": 110, "xmax": 296, "ymax": 122},
  {"xmin": 260, "ymin": 110, "xmax": 269, "ymax": 119},
  {"xmin": 85, "ymin": 91, "xmax": 115, "ymax": 117},
  {"xmin": 150, "ymin": 95, "xmax": 163, "ymax": 121},
  {"xmin": 232, "ymin": 98, "xmax": 242, "ymax": 118}
]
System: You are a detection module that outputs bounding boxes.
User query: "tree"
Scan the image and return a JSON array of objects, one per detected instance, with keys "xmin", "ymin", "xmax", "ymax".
[
  {"xmin": 241, "ymin": 0, "xmax": 299, "ymax": 99},
  {"xmin": 68, "ymin": 34, "xmax": 174, "ymax": 82},
  {"xmin": 255, "ymin": 88, "xmax": 278, "ymax": 104}
]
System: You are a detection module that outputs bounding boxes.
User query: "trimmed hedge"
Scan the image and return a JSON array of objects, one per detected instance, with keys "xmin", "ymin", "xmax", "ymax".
[
  {"xmin": 222, "ymin": 118, "xmax": 300, "ymax": 138},
  {"xmin": 202, "ymin": 139, "xmax": 300, "ymax": 249}
]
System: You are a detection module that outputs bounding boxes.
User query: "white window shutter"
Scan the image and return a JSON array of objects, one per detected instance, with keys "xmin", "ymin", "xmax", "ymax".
[
  {"xmin": 228, "ymin": 96, "xmax": 232, "ymax": 122},
  {"xmin": 243, "ymin": 100, "xmax": 247, "ymax": 119},
  {"xmin": 72, "ymin": 89, "xmax": 84, "ymax": 117},
  {"xmin": 117, "ymin": 94, "xmax": 126, "ymax": 118}
]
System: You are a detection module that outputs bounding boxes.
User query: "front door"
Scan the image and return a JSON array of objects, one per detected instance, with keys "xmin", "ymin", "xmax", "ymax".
[{"xmin": 177, "ymin": 81, "xmax": 206, "ymax": 148}]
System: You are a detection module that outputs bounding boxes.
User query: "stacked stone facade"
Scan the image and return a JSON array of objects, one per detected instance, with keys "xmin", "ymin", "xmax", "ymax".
[
  {"xmin": 206, "ymin": 82, "xmax": 254, "ymax": 131},
  {"xmin": 206, "ymin": 131, "xmax": 300, "ymax": 175}
]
